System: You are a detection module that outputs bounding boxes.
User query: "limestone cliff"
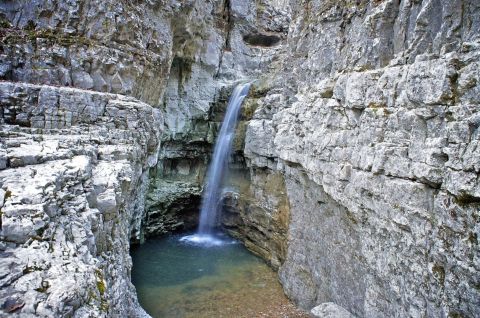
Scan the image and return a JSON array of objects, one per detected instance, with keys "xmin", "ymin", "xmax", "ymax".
[
  {"xmin": 0, "ymin": 0, "xmax": 191, "ymax": 316},
  {"xmin": 0, "ymin": 0, "xmax": 290, "ymax": 316},
  {"xmin": 244, "ymin": 0, "xmax": 480, "ymax": 317},
  {"xmin": 0, "ymin": 82, "xmax": 162, "ymax": 317},
  {"xmin": 0, "ymin": 0, "xmax": 479, "ymax": 317}
]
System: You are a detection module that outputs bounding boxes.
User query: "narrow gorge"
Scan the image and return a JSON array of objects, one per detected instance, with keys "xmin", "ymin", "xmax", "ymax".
[{"xmin": 0, "ymin": 0, "xmax": 479, "ymax": 317}]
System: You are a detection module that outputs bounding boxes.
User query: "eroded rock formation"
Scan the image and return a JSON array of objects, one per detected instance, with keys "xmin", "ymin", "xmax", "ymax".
[
  {"xmin": 243, "ymin": 1, "xmax": 480, "ymax": 317},
  {"xmin": 0, "ymin": 82, "xmax": 162, "ymax": 317},
  {"xmin": 0, "ymin": 0, "xmax": 290, "ymax": 316},
  {"xmin": 1, "ymin": 0, "xmax": 479, "ymax": 317}
]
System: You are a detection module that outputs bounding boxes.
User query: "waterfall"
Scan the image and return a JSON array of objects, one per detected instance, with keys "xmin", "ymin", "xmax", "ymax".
[
  {"xmin": 180, "ymin": 82, "xmax": 251, "ymax": 246},
  {"xmin": 198, "ymin": 83, "xmax": 250, "ymax": 233}
]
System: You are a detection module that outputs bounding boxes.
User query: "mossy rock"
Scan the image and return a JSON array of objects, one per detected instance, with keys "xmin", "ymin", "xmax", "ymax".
[
  {"xmin": 0, "ymin": 15, "xmax": 12, "ymax": 28},
  {"xmin": 241, "ymin": 99, "xmax": 259, "ymax": 121},
  {"xmin": 455, "ymin": 192, "xmax": 480, "ymax": 207},
  {"xmin": 94, "ymin": 269, "xmax": 106, "ymax": 295}
]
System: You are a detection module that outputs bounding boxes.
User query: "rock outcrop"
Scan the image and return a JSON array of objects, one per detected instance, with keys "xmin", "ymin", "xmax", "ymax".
[
  {"xmin": 145, "ymin": 0, "xmax": 291, "ymax": 238},
  {"xmin": 0, "ymin": 82, "xmax": 162, "ymax": 317},
  {"xmin": 0, "ymin": 0, "xmax": 292, "ymax": 316},
  {"xmin": 1, "ymin": 0, "xmax": 479, "ymax": 317},
  {"xmin": 311, "ymin": 302, "xmax": 354, "ymax": 318},
  {"xmin": 244, "ymin": 0, "xmax": 480, "ymax": 317}
]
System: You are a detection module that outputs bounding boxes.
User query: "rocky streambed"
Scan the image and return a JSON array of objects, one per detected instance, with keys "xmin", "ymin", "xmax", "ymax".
[{"xmin": 131, "ymin": 233, "xmax": 308, "ymax": 318}]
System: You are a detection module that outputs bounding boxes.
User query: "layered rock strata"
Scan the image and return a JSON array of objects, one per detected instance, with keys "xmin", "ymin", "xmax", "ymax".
[
  {"xmin": 244, "ymin": 0, "xmax": 480, "ymax": 317},
  {"xmin": 0, "ymin": 1, "xmax": 178, "ymax": 315},
  {"xmin": 145, "ymin": 0, "xmax": 291, "ymax": 238},
  {"xmin": 0, "ymin": 0, "xmax": 292, "ymax": 316},
  {"xmin": 0, "ymin": 82, "xmax": 162, "ymax": 317},
  {"xmin": 1, "ymin": 0, "xmax": 479, "ymax": 317}
]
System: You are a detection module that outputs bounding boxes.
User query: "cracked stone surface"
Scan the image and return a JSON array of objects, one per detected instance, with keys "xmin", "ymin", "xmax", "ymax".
[
  {"xmin": 1, "ymin": 0, "xmax": 479, "ymax": 317},
  {"xmin": 244, "ymin": 0, "xmax": 480, "ymax": 317},
  {"xmin": 0, "ymin": 82, "xmax": 163, "ymax": 317}
]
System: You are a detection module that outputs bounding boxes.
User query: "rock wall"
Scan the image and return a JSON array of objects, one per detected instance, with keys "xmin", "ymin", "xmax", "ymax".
[
  {"xmin": 244, "ymin": 0, "xmax": 480, "ymax": 317},
  {"xmin": 0, "ymin": 0, "xmax": 194, "ymax": 316},
  {"xmin": 0, "ymin": 82, "xmax": 162, "ymax": 317},
  {"xmin": 145, "ymin": 0, "xmax": 291, "ymax": 238},
  {"xmin": 0, "ymin": 0, "xmax": 177, "ymax": 105},
  {"xmin": 1, "ymin": 0, "xmax": 479, "ymax": 317},
  {"xmin": 0, "ymin": 0, "xmax": 292, "ymax": 316}
]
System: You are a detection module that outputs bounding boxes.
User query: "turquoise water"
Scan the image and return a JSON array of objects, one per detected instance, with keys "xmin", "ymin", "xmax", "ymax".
[{"xmin": 130, "ymin": 233, "xmax": 308, "ymax": 318}]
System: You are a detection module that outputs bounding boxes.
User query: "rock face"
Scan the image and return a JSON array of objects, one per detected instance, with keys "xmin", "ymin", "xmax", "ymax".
[
  {"xmin": 0, "ymin": 82, "xmax": 162, "ymax": 317},
  {"xmin": 0, "ymin": 0, "xmax": 177, "ymax": 105},
  {"xmin": 1, "ymin": 0, "xmax": 479, "ymax": 317},
  {"xmin": 0, "ymin": 0, "xmax": 292, "ymax": 316},
  {"xmin": 311, "ymin": 302, "xmax": 354, "ymax": 318},
  {"xmin": 243, "ymin": 0, "xmax": 480, "ymax": 317},
  {"xmin": 145, "ymin": 0, "xmax": 291, "ymax": 238}
]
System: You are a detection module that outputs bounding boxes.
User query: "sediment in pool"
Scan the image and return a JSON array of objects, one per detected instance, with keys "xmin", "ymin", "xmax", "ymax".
[{"xmin": 130, "ymin": 232, "xmax": 308, "ymax": 318}]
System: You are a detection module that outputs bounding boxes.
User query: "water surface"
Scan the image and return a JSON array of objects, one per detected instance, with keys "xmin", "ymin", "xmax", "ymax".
[{"xmin": 131, "ymin": 233, "xmax": 308, "ymax": 318}]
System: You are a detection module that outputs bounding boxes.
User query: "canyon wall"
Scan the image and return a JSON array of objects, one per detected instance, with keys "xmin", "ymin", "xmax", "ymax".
[
  {"xmin": 0, "ymin": 0, "xmax": 290, "ymax": 316},
  {"xmin": 0, "ymin": 1, "xmax": 202, "ymax": 316},
  {"xmin": 0, "ymin": 82, "xmax": 162, "ymax": 317},
  {"xmin": 243, "ymin": 0, "xmax": 480, "ymax": 317},
  {"xmin": 1, "ymin": 0, "xmax": 479, "ymax": 317}
]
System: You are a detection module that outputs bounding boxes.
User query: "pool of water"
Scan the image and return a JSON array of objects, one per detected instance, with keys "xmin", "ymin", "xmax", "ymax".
[{"xmin": 131, "ymin": 232, "xmax": 308, "ymax": 318}]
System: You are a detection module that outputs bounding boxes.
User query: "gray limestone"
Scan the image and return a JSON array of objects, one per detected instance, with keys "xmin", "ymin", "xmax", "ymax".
[
  {"xmin": 243, "ymin": 0, "xmax": 480, "ymax": 317},
  {"xmin": 311, "ymin": 302, "xmax": 355, "ymax": 318},
  {"xmin": 0, "ymin": 82, "xmax": 162, "ymax": 317},
  {"xmin": 1, "ymin": 0, "xmax": 479, "ymax": 317}
]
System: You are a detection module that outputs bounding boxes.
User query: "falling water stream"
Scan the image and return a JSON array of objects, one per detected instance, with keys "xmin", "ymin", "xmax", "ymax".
[
  {"xmin": 131, "ymin": 83, "xmax": 308, "ymax": 317},
  {"xmin": 181, "ymin": 82, "xmax": 251, "ymax": 246}
]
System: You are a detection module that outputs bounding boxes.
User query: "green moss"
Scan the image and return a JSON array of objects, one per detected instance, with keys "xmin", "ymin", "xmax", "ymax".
[
  {"xmin": 23, "ymin": 265, "xmax": 43, "ymax": 274},
  {"xmin": 249, "ymin": 77, "xmax": 272, "ymax": 98},
  {"xmin": 368, "ymin": 102, "xmax": 387, "ymax": 109},
  {"xmin": 1, "ymin": 26, "xmax": 93, "ymax": 47},
  {"xmin": 240, "ymin": 99, "xmax": 259, "ymax": 120},
  {"xmin": 345, "ymin": 209, "xmax": 358, "ymax": 225},
  {"xmin": 454, "ymin": 192, "xmax": 480, "ymax": 207},
  {"xmin": 95, "ymin": 270, "xmax": 106, "ymax": 295},
  {"xmin": 96, "ymin": 280, "xmax": 106, "ymax": 295},
  {"xmin": 94, "ymin": 269, "xmax": 109, "ymax": 312},
  {"xmin": 0, "ymin": 15, "xmax": 11, "ymax": 28},
  {"xmin": 432, "ymin": 264, "xmax": 445, "ymax": 285},
  {"xmin": 100, "ymin": 300, "xmax": 109, "ymax": 312}
]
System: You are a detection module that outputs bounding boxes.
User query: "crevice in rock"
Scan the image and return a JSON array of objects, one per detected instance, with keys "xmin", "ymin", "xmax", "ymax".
[
  {"xmin": 215, "ymin": 0, "xmax": 232, "ymax": 78},
  {"xmin": 454, "ymin": 192, "xmax": 480, "ymax": 206},
  {"xmin": 243, "ymin": 33, "xmax": 281, "ymax": 47}
]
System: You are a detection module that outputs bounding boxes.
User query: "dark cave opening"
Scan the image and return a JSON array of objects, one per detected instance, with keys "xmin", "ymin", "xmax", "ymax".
[{"xmin": 243, "ymin": 33, "xmax": 281, "ymax": 47}]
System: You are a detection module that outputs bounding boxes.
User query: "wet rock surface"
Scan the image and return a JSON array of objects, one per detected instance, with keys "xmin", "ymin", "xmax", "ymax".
[{"xmin": 0, "ymin": 0, "xmax": 292, "ymax": 317}]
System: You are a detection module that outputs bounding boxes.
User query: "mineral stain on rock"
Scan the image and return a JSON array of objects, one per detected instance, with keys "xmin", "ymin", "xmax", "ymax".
[{"xmin": 3, "ymin": 297, "xmax": 25, "ymax": 313}]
